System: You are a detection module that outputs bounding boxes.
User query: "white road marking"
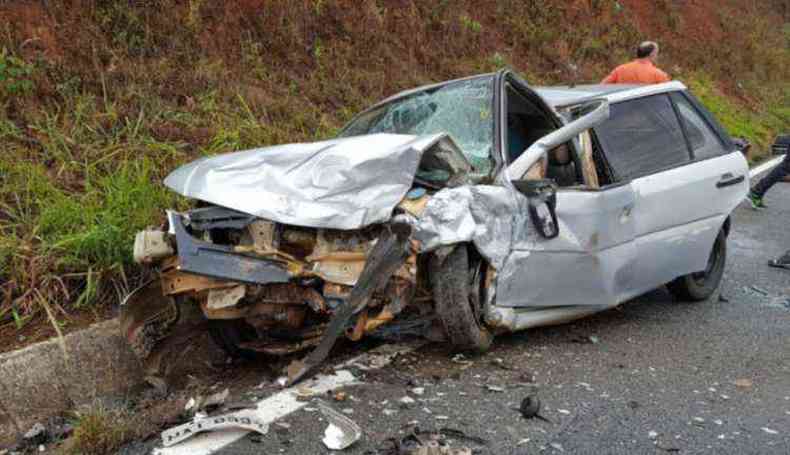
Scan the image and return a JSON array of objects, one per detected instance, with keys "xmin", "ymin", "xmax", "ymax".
[
  {"xmin": 749, "ymin": 155, "xmax": 784, "ymax": 178},
  {"xmin": 152, "ymin": 342, "xmax": 420, "ymax": 455}
]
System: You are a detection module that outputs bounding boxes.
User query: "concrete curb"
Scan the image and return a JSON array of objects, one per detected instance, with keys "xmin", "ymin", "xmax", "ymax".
[{"xmin": 0, "ymin": 318, "xmax": 144, "ymax": 444}]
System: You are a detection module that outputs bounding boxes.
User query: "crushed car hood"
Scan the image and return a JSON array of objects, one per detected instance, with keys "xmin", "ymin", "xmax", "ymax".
[{"xmin": 165, "ymin": 133, "xmax": 466, "ymax": 230}]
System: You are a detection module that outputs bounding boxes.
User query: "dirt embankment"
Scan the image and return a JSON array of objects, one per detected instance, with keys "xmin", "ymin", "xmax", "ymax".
[{"xmin": 0, "ymin": 0, "xmax": 788, "ymax": 344}]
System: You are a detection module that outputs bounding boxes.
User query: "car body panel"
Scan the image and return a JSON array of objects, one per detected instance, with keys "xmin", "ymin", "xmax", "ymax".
[
  {"xmin": 495, "ymin": 183, "xmax": 638, "ymax": 308},
  {"xmin": 630, "ymin": 151, "xmax": 748, "ymax": 289},
  {"xmin": 163, "ymin": 132, "xmax": 464, "ymax": 230}
]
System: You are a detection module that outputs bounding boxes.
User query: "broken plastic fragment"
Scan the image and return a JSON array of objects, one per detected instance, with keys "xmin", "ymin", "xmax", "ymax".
[
  {"xmin": 160, "ymin": 411, "xmax": 269, "ymax": 447},
  {"xmin": 485, "ymin": 385, "xmax": 506, "ymax": 393},
  {"xmin": 318, "ymin": 400, "xmax": 362, "ymax": 450},
  {"xmin": 734, "ymin": 378, "xmax": 753, "ymax": 389}
]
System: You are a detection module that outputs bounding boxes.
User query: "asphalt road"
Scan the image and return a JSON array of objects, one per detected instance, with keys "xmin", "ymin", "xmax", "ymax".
[{"xmin": 122, "ymin": 179, "xmax": 790, "ymax": 455}]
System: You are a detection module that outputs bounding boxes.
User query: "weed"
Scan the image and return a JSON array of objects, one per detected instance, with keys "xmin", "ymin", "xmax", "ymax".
[
  {"xmin": 459, "ymin": 15, "xmax": 482, "ymax": 33},
  {"xmin": 59, "ymin": 403, "xmax": 135, "ymax": 455},
  {"xmin": 684, "ymin": 72, "xmax": 788, "ymax": 160},
  {"xmin": 0, "ymin": 47, "xmax": 34, "ymax": 99},
  {"xmin": 490, "ymin": 52, "xmax": 507, "ymax": 69},
  {"xmin": 313, "ymin": 37, "xmax": 324, "ymax": 60}
]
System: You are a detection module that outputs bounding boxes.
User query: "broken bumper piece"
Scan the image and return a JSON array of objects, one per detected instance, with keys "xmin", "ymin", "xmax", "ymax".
[
  {"xmin": 169, "ymin": 211, "xmax": 290, "ymax": 285},
  {"xmin": 122, "ymin": 209, "xmax": 419, "ymax": 386}
]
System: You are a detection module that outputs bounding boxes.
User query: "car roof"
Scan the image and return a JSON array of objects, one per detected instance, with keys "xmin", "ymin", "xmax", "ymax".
[
  {"xmin": 373, "ymin": 71, "xmax": 687, "ymax": 110},
  {"xmin": 534, "ymin": 81, "xmax": 687, "ymax": 108}
]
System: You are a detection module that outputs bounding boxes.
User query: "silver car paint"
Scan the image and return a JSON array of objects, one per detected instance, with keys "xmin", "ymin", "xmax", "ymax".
[
  {"xmin": 629, "ymin": 151, "xmax": 748, "ymax": 291},
  {"xmin": 164, "ymin": 133, "xmax": 454, "ymax": 230},
  {"xmin": 487, "ymin": 82, "xmax": 747, "ymax": 331}
]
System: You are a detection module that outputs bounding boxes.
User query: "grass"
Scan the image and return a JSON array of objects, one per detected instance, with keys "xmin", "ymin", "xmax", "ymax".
[
  {"xmin": 58, "ymin": 403, "xmax": 136, "ymax": 455},
  {"xmin": 0, "ymin": 0, "xmax": 787, "ymax": 329},
  {"xmin": 683, "ymin": 72, "xmax": 789, "ymax": 163}
]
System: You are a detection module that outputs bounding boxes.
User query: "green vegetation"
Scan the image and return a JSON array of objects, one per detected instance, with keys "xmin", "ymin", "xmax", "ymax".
[
  {"xmin": 0, "ymin": 0, "xmax": 787, "ymax": 328},
  {"xmin": 683, "ymin": 72, "xmax": 789, "ymax": 164},
  {"xmin": 59, "ymin": 404, "xmax": 136, "ymax": 455}
]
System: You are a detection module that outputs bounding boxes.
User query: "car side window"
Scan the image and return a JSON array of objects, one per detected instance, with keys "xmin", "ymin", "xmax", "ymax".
[
  {"xmin": 594, "ymin": 94, "xmax": 690, "ymax": 181},
  {"xmin": 670, "ymin": 92, "xmax": 725, "ymax": 160}
]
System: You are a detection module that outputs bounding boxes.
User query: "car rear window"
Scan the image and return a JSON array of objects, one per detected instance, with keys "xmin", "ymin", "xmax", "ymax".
[
  {"xmin": 594, "ymin": 94, "xmax": 690, "ymax": 181},
  {"xmin": 670, "ymin": 92, "xmax": 726, "ymax": 160}
]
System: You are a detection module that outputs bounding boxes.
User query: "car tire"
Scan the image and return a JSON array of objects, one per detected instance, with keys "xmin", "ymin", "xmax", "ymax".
[
  {"xmin": 208, "ymin": 319, "xmax": 258, "ymax": 360},
  {"xmin": 667, "ymin": 229, "xmax": 727, "ymax": 301},
  {"xmin": 430, "ymin": 245, "xmax": 493, "ymax": 353}
]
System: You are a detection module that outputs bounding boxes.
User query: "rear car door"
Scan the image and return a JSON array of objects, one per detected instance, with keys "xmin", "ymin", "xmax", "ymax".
[{"xmin": 594, "ymin": 92, "xmax": 747, "ymax": 293}]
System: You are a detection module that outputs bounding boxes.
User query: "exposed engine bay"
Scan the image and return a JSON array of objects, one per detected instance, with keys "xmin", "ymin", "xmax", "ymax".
[{"xmin": 120, "ymin": 132, "xmax": 496, "ymax": 386}]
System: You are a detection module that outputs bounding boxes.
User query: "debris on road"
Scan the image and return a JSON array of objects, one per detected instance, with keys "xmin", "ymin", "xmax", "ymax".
[
  {"xmin": 182, "ymin": 388, "xmax": 230, "ymax": 416},
  {"xmin": 761, "ymin": 427, "xmax": 778, "ymax": 435},
  {"xmin": 485, "ymin": 385, "xmax": 506, "ymax": 393},
  {"xmin": 341, "ymin": 343, "xmax": 420, "ymax": 372},
  {"xmin": 517, "ymin": 396, "xmax": 553, "ymax": 423},
  {"xmin": 374, "ymin": 427, "xmax": 485, "ymax": 455},
  {"xmin": 23, "ymin": 423, "xmax": 47, "ymax": 446},
  {"xmin": 735, "ymin": 378, "xmax": 753, "ymax": 389},
  {"xmin": 203, "ymin": 388, "xmax": 230, "ymax": 412},
  {"xmin": 748, "ymin": 285, "xmax": 769, "ymax": 296},
  {"xmin": 160, "ymin": 411, "xmax": 270, "ymax": 447},
  {"xmin": 489, "ymin": 357, "xmax": 517, "ymax": 371},
  {"xmin": 318, "ymin": 400, "xmax": 362, "ymax": 450},
  {"xmin": 400, "ymin": 396, "xmax": 417, "ymax": 407},
  {"xmin": 570, "ymin": 334, "xmax": 599, "ymax": 344},
  {"xmin": 450, "ymin": 354, "xmax": 473, "ymax": 367}
]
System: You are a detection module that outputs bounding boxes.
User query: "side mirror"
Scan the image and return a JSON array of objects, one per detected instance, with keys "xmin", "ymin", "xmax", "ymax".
[{"xmin": 511, "ymin": 179, "xmax": 559, "ymax": 239}]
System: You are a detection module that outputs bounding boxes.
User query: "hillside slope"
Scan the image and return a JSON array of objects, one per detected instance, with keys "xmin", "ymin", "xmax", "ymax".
[{"xmin": 0, "ymin": 0, "xmax": 788, "ymax": 340}]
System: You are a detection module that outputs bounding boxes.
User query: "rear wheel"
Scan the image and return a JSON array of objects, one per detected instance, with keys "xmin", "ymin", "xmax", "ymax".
[
  {"xmin": 667, "ymin": 229, "xmax": 727, "ymax": 301},
  {"xmin": 430, "ymin": 245, "xmax": 493, "ymax": 352}
]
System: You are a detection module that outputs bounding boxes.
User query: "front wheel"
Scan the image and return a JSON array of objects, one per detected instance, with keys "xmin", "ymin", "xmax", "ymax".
[
  {"xmin": 667, "ymin": 229, "xmax": 727, "ymax": 301},
  {"xmin": 430, "ymin": 245, "xmax": 493, "ymax": 352}
]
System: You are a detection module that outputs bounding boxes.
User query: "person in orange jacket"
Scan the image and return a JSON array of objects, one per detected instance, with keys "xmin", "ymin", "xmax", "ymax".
[{"xmin": 601, "ymin": 41, "xmax": 671, "ymax": 84}]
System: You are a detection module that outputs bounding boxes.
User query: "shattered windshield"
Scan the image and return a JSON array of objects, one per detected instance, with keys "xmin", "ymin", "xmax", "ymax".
[{"xmin": 339, "ymin": 76, "xmax": 495, "ymax": 177}]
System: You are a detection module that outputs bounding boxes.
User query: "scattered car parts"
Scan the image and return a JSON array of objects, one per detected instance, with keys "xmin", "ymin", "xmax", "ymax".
[
  {"xmin": 317, "ymin": 399, "xmax": 362, "ymax": 450},
  {"xmin": 161, "ymin": 411, "xmax": 269, "ymax": 447}
]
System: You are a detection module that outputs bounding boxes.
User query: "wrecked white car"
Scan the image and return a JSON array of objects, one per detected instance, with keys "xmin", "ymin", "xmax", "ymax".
[{"xmin": 121, "ymin": 70, "xmax": 748, "ymax": 384}]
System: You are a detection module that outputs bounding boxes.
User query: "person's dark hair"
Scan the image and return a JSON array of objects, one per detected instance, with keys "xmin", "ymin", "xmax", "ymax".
[{"xmin": 636, "ymin": 42, "xmax": 657, "ymax": 59}]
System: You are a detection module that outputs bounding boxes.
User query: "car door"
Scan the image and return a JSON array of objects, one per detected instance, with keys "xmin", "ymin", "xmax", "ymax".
[
  {"xmin": 670, "ymin": 90, "xmax": 749, "ymax": 225},
  {"xmin": 497, "ymin": 96, "xmax": 641, "ymax": 310},
  {"xmin": 594, "ymin": 92, "xmax": 747, "ymax": 293}
]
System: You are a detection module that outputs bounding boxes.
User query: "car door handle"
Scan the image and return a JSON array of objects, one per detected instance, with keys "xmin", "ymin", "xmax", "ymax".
[{"xmin": 716, "ymin": 174, "xmax": 745, "ymax": 188}]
